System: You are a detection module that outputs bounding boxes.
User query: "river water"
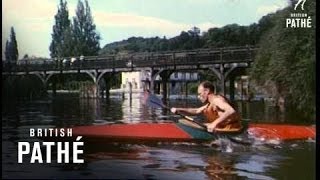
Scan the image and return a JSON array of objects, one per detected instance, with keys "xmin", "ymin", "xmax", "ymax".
[{"xmin": 2, "ymin": 92, "xmax": 315, "ymax": 179}]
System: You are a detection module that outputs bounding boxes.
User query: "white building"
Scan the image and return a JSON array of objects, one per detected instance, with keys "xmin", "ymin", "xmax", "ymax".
[
  {"xmin": 121, "ymin": 70, "xmax": 151, "ymax": 92},
  {"xmin": 121, "ymin": 71, "xmax": 198, "ymax": 93}
]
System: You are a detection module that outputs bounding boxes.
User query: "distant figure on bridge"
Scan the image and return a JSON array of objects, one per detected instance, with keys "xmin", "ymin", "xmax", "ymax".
[{"xmin": 171, "ymin": 81, "xmax": 242, "ymax": 133}]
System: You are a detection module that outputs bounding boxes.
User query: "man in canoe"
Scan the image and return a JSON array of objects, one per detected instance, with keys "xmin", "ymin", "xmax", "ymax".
[{"xmin": 171, "ymin": 81, "xmax": 243, "ymax": 133}]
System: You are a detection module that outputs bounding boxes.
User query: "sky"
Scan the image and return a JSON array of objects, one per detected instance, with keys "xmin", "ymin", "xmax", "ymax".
[{"xmin": 2, "ymin": 0, "xmax": 289, "ymax": 59}]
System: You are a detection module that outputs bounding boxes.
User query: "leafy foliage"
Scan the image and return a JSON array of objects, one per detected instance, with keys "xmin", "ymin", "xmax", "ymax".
[
  {"xmin": 5, "ymin": 27, "xmax": 19, "ymax": 62},
  {"xmin": 250, "ymin": 1, "xmax": 315, "ymax": 119},
  {"xmin": 202, "ymin": 24, "xmax": 258, "ymax": 47},
  {"xmin": 99, "ymin": 27, "xmax": 204, "ymax": 54},
  {"xmin": 49, "ymin": 0, "xmax": 71, "ymax": 58},
  {"xmin": 49, "ymin": 0, "xmax": 100, "ymax": 57},
  {"xmin": 71, "ymin": 0, "xmax": 101, "ymax": 56}
]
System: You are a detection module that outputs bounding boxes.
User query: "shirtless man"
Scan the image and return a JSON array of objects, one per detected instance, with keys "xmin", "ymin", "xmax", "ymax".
[{"xmin": 171, "ymin": 81, "xmax": 242, "ymax": 133}]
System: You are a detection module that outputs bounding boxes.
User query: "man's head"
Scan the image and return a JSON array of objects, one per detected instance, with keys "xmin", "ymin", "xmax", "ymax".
[{"xmin": 197, "ymin": 81, "xmax": 215, "ymax": 103}]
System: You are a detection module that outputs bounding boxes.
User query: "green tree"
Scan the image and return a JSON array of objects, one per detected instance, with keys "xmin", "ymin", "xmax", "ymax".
[
  {"xmin": 5, "ymin": 27, "xmax": 19, "ymax": 62},
  {"xmin": 49, "ymin": 0, "xmax": 71, "ymax": 58},
  {"xmin": 250, "ymin": 1, "xmax": 315, "ymax": 120},
  {"xmin": 72, "ymin": 0, "xmax": 101, "ymax": 56},
  {"xmin": 202, "ymin": 24, "xmax": 257, "ymax": 47},
  {"xmin": 5, "ymin": 40, "xmax": 10, "ymax": 61}
]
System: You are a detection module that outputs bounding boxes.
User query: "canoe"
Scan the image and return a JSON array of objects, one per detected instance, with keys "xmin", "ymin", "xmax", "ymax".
[
  {"xmin": 247, "ymin": 123, "xmax": 315, "ymax": 141},
  {"xmin": 68, "ymin": 120, "xmax": 315, "ymax": 143}
]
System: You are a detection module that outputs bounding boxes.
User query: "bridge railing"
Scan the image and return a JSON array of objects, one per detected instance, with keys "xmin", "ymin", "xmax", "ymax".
[{"xmin": 2, "ymin": 46, "xmax": 258, "ymax": 73}]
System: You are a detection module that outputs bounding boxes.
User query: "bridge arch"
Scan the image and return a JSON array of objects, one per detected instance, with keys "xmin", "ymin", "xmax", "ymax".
[
  {"xmin": 208, "ymin": 62, "xmax": 250, "ymax": 94},
  {"xmin": 81, "ymin": 70, "xmax": 117, "ymax": 98},
  {"xmin": 33, "ymin": 72, "xmax": 55, "ymax": 86},
  {"xmin": 2, "ymin": 73, "xmax": 46, "ymax": 99},
  {"xmin": 3, "ymin": 46, "xmax": 257, "ymax": 99}
]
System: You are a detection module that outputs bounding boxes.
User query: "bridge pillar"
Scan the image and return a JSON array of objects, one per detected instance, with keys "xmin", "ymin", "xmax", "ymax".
[
  {"xmin": 208, "ymin": 64, "xmax": 226, "ymax": 95},
  {"xmin": 150, "ymin": 79, "xmax": 155, "ymax": 93},
  {"xmin": 83, "ymin": 70, "xmax": 114, "ymax": 99},
  {"xmin": 84, "ymin": 71, "xmax": 101, "ymax": 98},
  {"xmin": 219, "ymin": 64, "xmax": 226, "ymax": 95},
  {"xmin": 159, "ymin": 70, "xmax": 173, "ymax": 101},
  {"xmin": 229, "ymin": 76, "xmax": 235, "ymax": 101},
  {"xmin": 33, "ymin": 72, "xmax": 56, "ymax": 97},
  {"xmin": 150, "ymin": 70, "xmax": 158, "ymax": 94},
  {"xmin": 160, "ymin": 72, "xmax": 168, "ymax": 100},
  {"xmin": 185, "ymin": 81, "xmax": 189, "ymax": 98},
  {"xmin": 103, "ymin": 73, "xmax": 115, "ymax": 99},
  {"xmin": 51, "ymin": 76, "xmax": 57, "ymax": 96},
  {"xmin": 104, "ymin": 77, "xmax": 110, "ymax": 99},
  {"xmin": 209, "ymin": 63, "xmax": 246, "ymax": 96}
]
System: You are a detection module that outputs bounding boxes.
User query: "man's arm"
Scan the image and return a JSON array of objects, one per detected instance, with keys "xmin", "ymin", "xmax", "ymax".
[
  {"xmin": 171, "ymin": 104, "xmax": 207, "ymax": 115},
  {"xmin": 206, "ymin": 98, "xmax": 236, "ymax": 132}
]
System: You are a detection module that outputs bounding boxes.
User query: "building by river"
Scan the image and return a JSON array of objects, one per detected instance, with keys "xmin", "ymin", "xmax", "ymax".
[{"xmin": 121, "ymin": 71, "xmax": 199, "ymax": 95}]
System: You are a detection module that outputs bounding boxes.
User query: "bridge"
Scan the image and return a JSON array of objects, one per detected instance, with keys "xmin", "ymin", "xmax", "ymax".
[{"xmin": 2, "ymin": 45, "xmax": 258, "ymax": 99}]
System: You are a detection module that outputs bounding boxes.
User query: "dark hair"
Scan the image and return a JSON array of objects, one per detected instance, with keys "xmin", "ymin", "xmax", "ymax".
[{"xmin": 199, "ymin": 81, "xmax": 215, "ymax": 93}]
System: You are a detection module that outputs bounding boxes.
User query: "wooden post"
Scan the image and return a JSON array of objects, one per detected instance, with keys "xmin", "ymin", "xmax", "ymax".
[
  {"xmin": 229, "ymin": 76, "xmax": 235, "ymax": 101},
  {"xmin": 220, "ymin": 64, "xmax": 226, "ymax": 95}
]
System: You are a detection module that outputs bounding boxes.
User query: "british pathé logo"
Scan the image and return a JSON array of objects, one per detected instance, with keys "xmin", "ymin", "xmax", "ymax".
[
  {"xmin": 294, "ymin": 0, "xmax": 306, "ymax": 10},
  {"xmin": 286, "ymin": 0, "xmax": 311, "ymax": 28},
  {"xmin": 18, "ymin": 128, "xmax": 84, "ymax": 164}
]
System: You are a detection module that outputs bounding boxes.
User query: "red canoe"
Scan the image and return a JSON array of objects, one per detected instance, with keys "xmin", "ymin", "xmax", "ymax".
[
  {"xmin": 247, "ymin": 123, "xmax": 315, "ymax": 140},
  {"xmin": 68, "ymin": 120, "xmax": 315, "ymax": 143}
]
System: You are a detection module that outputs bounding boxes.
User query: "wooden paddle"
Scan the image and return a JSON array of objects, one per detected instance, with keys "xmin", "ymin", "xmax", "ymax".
[{"xmin": 145, "ymin": 93, "xmax": 207, "ymax": 129}]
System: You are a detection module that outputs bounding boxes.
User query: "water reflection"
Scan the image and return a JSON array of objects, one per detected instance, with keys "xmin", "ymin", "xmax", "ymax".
[
  {"xmin": 79, "ymin": 98, "xmax": 101, "ymax": 122},
  {"xmin": 204, "ymin": 155, "xmax": 238, "ymax": 180},
  {"xmin": 121, "ymin": 92, "xmax": 146, "ymax": 123},
  {"xmin": 77, "ymin": 142, "xmax": 293, "ymax": 180},
  {"xmin": 1, "ymin": 93, "xmax": 315, "ymax": 179}
]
